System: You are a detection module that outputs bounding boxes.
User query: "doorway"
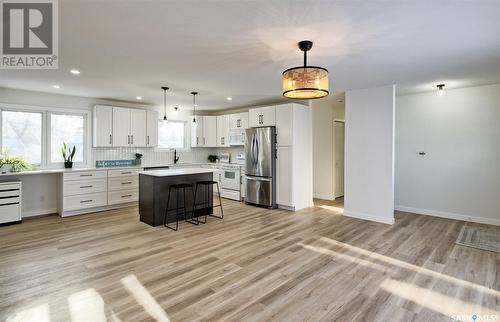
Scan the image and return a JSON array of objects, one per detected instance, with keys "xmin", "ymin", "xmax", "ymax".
[{"xmin": 333, "ymin": 120, "xmax": 345, "ymax": 199}]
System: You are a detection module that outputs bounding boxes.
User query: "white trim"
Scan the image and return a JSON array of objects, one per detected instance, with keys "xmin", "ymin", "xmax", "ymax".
[
  {"xmin": 22, "ymin": 207, "xmax": 58, "ymax": 218},
  {"xmin": 60, "ymin": 202, "xmax": 137, "ymax": 217},
  {"xmin": 395, "ymin": 205, "xmax": 500, "ymax": 226},
  {"xmin": 344, "ymin": 210, "xmax": 395, "ymax": 225},
  {"xmin": 313, "ymin": 193, "xmax": 334, "ymax": 200}
]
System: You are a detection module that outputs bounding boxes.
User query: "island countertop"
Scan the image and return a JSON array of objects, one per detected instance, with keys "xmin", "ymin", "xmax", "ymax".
[{"xmin": 139, "ymin": 168, "xmax": 214, "ymax": 177}]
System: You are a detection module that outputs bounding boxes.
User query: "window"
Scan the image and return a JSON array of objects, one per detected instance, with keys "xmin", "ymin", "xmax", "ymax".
[
  {"xmin": 50, "ymin": 113, "xmax": 85, "ymax": 163},
  {"xmin": 158, "ymin": 121, "xmax": 185, "ymax": 149},
  {"xmin": 1, "ymin": 110, "xmax": 43, "ymax": 164}
]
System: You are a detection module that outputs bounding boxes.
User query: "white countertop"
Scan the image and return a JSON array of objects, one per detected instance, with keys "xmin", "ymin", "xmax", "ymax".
[{"xmin": 139, "ymin": 168, "xmax": 214, "ymax": 177}]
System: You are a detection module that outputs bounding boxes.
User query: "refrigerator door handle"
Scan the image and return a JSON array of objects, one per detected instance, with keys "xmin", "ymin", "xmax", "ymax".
[{"xmin": 246, "ymin": 176, "xmax": 270, "ymax": 182}]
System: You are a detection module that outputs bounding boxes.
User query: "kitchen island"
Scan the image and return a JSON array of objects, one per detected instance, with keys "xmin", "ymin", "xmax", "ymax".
[{"xmin": 139, "ymin": 168, "xmax": 214, "ymax": 227}]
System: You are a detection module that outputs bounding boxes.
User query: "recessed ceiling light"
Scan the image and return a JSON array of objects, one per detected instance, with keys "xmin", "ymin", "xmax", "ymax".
[
  {"xmin": 70, "ymin": 69, "xmax": 80, "ymax": 75},
  {"xmin": 226, "ymin": 97, "xmax": 232, "ymax": 101},
  {"xmin": 53, "ymin": 85, "xmax": 60, "ymax": 89},
  {"xmin": 136, "ymin": 96, "xmax": 142, "ymax": 100}
]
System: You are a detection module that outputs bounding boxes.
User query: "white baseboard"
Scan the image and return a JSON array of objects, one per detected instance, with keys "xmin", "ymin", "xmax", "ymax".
[
  {"xmin": 22, "ymin": 208, "xmax": 58, "ymax": 218},
  {"xmin": 395, "ymin": 205, "xmax": 500, "ymax": 226},
  {"xmin": 344, "ymin": 210, "xmax": 395, "ymax": 225},
  {"xmin": 313, "ymin": 193, "xmax": 334, "ymax": 200}
]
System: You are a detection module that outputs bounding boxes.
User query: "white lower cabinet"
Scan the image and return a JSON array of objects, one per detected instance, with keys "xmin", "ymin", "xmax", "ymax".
[
  {"xmin": 60, "ymin": 168, "xmax": 141, "ymax": 216},
  {"xmin": 276, "ymin": 146, "xmax": 292, "ymax": 206},
  {"xmin": 0, "ymin": 181, "xmax": 21, "ymax": 224}
]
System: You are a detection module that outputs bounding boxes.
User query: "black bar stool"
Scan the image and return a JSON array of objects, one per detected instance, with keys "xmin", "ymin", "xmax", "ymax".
[
  {"xmin": 193, "ymin": 180, "xmax": 224, "ymax": 224},
  {"xmin": 164, "ymin": 183, "xmax": 198, "ymax": 231}
]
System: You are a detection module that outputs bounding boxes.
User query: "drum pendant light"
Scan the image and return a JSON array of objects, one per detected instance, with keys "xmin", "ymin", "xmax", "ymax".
[
  {"xmin": 282, "ymin": 40, "xmax": 329, "ymax": 99},
  {"xmin": 161, "ymin": 86, "xmax": 169, "ymax": 121},
  {"xmin": 191, "ymin": 91, "xmax": 198, "ymax": 127}
]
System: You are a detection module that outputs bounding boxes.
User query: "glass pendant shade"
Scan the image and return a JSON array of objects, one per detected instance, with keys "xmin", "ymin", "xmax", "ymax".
[{"xmin": 282, "ymin": 66, "xmax": 329, "ymax": 99}]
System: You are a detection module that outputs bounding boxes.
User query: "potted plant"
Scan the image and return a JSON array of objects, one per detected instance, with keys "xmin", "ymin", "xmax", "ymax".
[
  {"xmin": 135, "ymin": 153, "xmax": 143, "ymax": 165},
  {"xmin": 207, "ymin": 154, "xmax": 219, "ymax": 163},
  {"xmin": 0, "ymin": 154, "xmax": 33, "ymax": 173},
  {"xmin": 60, "ymin": 143, "xmax": 76, "ymax": 168}
]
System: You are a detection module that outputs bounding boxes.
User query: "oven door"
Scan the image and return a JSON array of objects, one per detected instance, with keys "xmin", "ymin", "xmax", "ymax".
[{"xmin": 221, "ymin": 169, "xmax": 240, "ymax": 191}]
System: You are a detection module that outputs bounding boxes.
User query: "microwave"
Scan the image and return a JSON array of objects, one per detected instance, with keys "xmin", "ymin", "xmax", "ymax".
[{"xmin": 229, "ymin": 129, "xmax": 245, "ymax": 146}]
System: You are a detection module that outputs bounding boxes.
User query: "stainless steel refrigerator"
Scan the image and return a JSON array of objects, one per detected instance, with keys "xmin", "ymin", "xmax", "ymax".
[{"xmin": 245, "ymin": 127, "xmax": 277, "ymax": 208}]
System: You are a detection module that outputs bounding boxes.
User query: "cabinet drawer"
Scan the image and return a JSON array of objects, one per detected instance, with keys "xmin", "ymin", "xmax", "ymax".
[
  {"xmin": 0, "ymin": 204, "xmax": 21, "ymax": 223},
  {"xmin": 0, "ymin": 183, "xmax": 21, "ymax": 190},
  {"xmin": 0, "ymin": 189, "xmax": 20, "ymax": 198},
  {"xmin": 64, "ymin": 171, "xmax": 107, "ymax": 181},
  {"xmin": 108, "ymin": 189, "xmax": 138, "ymax": 205},
  {"xmin": 63, "ymin": 192, "xmax": 107, "ymax": 211},
  {"xmin": 108, "ymin": 169, "xmax": 141, "ymax": 178},
  {"xmin": 0, "ymin": 197, "xmax": 20, "ymax": 205},
  {"xmin": 108, "ymin": 176, "xmax": 138, "ymax": 191},
  {"xmin": 63, "ymin": 178, "xmax": 107, "ymax": 196}
]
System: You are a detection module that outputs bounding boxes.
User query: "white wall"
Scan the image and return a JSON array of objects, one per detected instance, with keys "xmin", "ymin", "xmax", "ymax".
[
  {"xmin": 395, "ymin": 84, "xmax": 500, "ymax": 225},
  {"xmin": 344, "ymin": 85, "xmax": 395, "ymax": 224},
  {"xmin": 311, "ymin": 95, "xmax": 345, "ymax": 200}
]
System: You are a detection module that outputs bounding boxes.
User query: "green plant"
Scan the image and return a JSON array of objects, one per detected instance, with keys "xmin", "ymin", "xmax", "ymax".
[
  {"xmin": 135, "ymin": 153, "xmax": 143, "ymax": 159},
  {"xmin": 207, "ymin": 154, "xmax": 218, "ymax": 163},
  {"xmin": 0, "ymin": 154, "xmax": 33, "ymax": 172},
  {"xmin": 60, "ymin": 142, "xmax": 76, "ymax": 162}
]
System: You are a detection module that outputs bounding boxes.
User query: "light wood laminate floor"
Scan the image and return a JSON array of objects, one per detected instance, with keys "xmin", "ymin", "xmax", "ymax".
[{"xmin": 1, "ymin": 198, "xmax": 499, "ymax": 322}]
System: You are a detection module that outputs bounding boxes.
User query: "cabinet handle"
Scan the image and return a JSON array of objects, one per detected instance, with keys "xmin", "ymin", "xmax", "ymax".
[
  {"xmin": 203, "ymin": 137, "xmax": 206, "ymax": 145},
  {"xmin": 122, "ymin": 171, "xmax": 132, "ymax": 174},
  {"xmin": 80, "ymin": 199, "xmax": 93, "ymax": 203},
  {"xmin": 131, "ymin": 135, "xmax": 134, "ymax": 145},
  {"xmin": 80, "ymin": 174, "xmax": 92, "ymax": 177},
  {"xmin": 109, "ymin": 134, "xmax": 112, "ymax": 145},
  {"xmin": 196, "ymin": 137, "xmax": 199, "ymax": 145},
  {"xmin": 147, "ymin": 135, "xmax": 149, "ymax": 145},
  {"xmin": 121, "ymin": 194, "xmax": 133, "ymax": 198},
  {"xmin": 127, "ymin": 135, "xmax": 130, "ymax": 144},
  {"xmin": 121, "ymin": 182, "xmax": 133, "ymax": 185},
  {"xmin": 80, "ymin": 185, "xmax": 93, "ymax": 188}
]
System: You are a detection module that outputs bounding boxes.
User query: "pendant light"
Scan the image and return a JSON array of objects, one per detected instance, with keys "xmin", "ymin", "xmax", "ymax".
[
  {"xmin": 191, "ymin": 91, "xmax": 198, "ymax": 127},
  {"xmin": 282, "ymin": 40, "xmax": 329, "ymax": 99},
  {"xmin": 161, "ymin": 86, "xmax": 169, "ymax": 121},
  {"xmin": 436, "ymin": 84, "xmax": 445, "ymax": 96}
]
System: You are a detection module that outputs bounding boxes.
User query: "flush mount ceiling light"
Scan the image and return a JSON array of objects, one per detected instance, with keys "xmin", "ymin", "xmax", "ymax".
[
  {"xmin": 70, "ymin": 69, "xmax": 80, "ymax": 75},
  {"xmin": 282, "ymin": 40, "xmax": 329, "ymax": 99},
  {"xmin": 437, "ymin": 84, "xmax": 445, "ymax": 96},
  {"xmin": 226, "ymin": 97, "xmax": 232, "ymax": 101},
  {"xmin": 136, "ymin": 96, "xmax": 142, "ymax": 100},
  {"xmin": 191, "ymin": 91, "xmax": 198, "ymax": 127},
  {"xmin": 52, "ymin": 85, "xmax": 60, "ymax": 89},
  {"xmin": 161, "ymin": 86, "xmax": 169, "ymax": 121}
]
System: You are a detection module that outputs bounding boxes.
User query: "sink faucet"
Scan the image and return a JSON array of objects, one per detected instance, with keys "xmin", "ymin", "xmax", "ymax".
[{"xmin": 174, "ymin": 149, "xmax": 180, "ymax": 164}]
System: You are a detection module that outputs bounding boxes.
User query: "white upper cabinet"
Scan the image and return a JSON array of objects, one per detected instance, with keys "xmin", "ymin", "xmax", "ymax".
[
  {"xmin": 249, "ymin": 105, "xmax": 276, "ymax": 127},
  {"xmin": 146, "ymin": 110, "xmax": 158, "ymax": 147},
  {"xmin": 129, "ymin": 109, "xmax": 147, "ymax": 147},
  {"xmin": 94, "ymin": 106, "xmax": 150, "ymax": 147},
  {"xmin": 93, "ymin": 105, "xmax": 113, "ymax": 147},
  {"xmin": 217, "ymin": 115, "xmax": 230, "ymax": 147},
  {"xmin": 191, "ymin": 116, "xmax": 204, "ymax": 147},
  {"xmin": 275, "ymin": 103, "xmax": 293, "ymax": 146},
  {"xmin": 229, "ymin": 112, "xmax": 249, "ymax": 129},
  {"xmin": 203, "ymin": 116, "xmax": 217, "ymax": 147},
  {"xmin": 112, "ymin": 107, "xmax": 131, "ymax": 147}
]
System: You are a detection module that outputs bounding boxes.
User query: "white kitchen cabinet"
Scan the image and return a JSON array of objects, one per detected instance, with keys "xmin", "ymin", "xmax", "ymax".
[
  {"xmin": 276, "ymin": 103, "xmax": 293, "ymax": 146},
  {"xmin": 130, "ymin": 109, "xmax": 147, "ymax": 147},
  {"xmin": 146, "ymin": 110, "xmax": 158, "ymax": 147},
  {"xmin": 93, "ymin": 105, "xmax": 113, "ymax": 147},
  {"xmin": 275, "ymin": 103, "xmax": 312, "ymax": 211},
  {"xmin": 229, "ymin": 112, "xmax": 249, "ymax": 129},
  {"xmin": 112, "ymin": 107, "xmax": 131, "ymax": 147},
  {"xmin": 249, "ymin": 105, "xmax": 276, "ymax": 127},
  {"xmin": 276, "ymin": 146, "xmax": 292, "ymax": 206},
  {"xmin": 203, "ymin": 116, "xmax": 217, "ymax": 147},
  {"xmin": 217, "ymin": 115, "xmax": 230, "ymax": 147},
  {"xmin": 191, "ymin": 116, "xmax": 204, "ymax": 147},
  {"xmin": 0, "ymin": 181, "xmax": 21, "ymax": 224}
]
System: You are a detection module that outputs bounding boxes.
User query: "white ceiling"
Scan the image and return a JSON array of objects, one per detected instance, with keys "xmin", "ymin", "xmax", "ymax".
[{"xmin": 1, "ymin": 0, "xmax": 499, "ymax": 109}]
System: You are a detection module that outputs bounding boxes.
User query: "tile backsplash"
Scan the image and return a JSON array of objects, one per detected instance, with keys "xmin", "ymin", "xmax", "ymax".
[{"xmin": 92, "ymin": 146, "xmax": 244, "ymax": 166}]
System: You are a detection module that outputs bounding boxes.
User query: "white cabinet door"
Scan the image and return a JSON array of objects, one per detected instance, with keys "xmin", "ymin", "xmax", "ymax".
[
  {"xmin": 276, "ymin": 104, "xmax": 293, "ymax": 146},
  {"xmin": 146, "ymin": 110, "xmax": 158, "ymax": 147},
  {"xmin": 260, "ymin": 105, "xmax": 276, "ymax": 126},
  {"xmin": 249, "ymin": 106, "xmax": 275, "ymax": 127},
  {"xmin": 191, "ymin": 116, "xmax": 204, "ymax": 147},
  {"xmin": 112, "ymin": 107, "xmax": 131, "ymax": 147},
  {"xmin": 93, "ymin": 105, "xmax": 113, "ymax": 147},
  {"xmin": 229, "ymin": 112, "xmax": 249, "ymax": 129},
  {"xmin": 129, "ymin": 109, "xmax": 147, "ymax": 147},
  {"xmin": 217, "ymin": 115, "xmax": 230, "ymax": 146},
  {"xmin": 203, "ymin": 116, "xmax": 217, "ymax": 147},
  {"xmin": 277, "ymin": 146, "xmax": 293, "ymax": 207}
]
